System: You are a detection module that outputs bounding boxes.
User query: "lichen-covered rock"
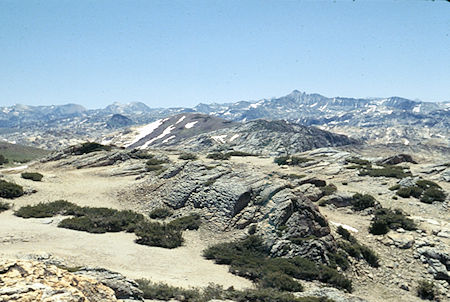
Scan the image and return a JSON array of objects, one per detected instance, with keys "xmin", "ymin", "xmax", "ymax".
[{"xmin": 0, "ymin": 259, "xmax": 117, "ymax": 301}]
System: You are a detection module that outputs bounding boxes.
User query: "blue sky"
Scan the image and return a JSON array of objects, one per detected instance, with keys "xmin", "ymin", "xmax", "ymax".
[{"xmin": 1, "ymin": 0, "xmax": 449, "ymax": 109}]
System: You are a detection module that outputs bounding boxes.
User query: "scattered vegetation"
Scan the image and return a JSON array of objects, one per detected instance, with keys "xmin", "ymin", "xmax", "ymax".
[
  {"xmin": 207, "ymin": 152, "xmax": 231, "ymax": 160},
  {"xmin": 0, "ymin": 180, "xmax": 24, "ymax": 199},
  {"xmin": 135, "ymin": 279, "xmax": 329, "ymax": 302},
  {"xmin": 274, "ymin": 155, "xmax": 312, "ymax": 166},
  {"xmin": 345, "ymin": 157, "xmax": 371, "ymax": 166},
  {"xmin": 21, "ymin": 172, "xmax": 43, "ymax": 181},
  {"xmin": 71, "ymin": 142, "xmax": 111, "ymax": 155},
  {"xmin": 0, "ymin": 201, "xmax": 11, "ymax": 213},
  {"xmin": 0, "ymin": 141, "xmax": 49, "ymax": 163},
  {"xmin": 226, "ymin": 150, "xmax": 256, "ymax": 157},
  {"xmin": 130, "ymin": 151, "xmax": 155, "ymax": 159},
  {"xmin": 15, "ymin": 200, "xmax": 201, "ymax": 249},
  {"xmin": 369, "ymin": 208, "xmax": 416, "ymax": 235},
  {"xmin": 396, "ymin": 186, "xmax": 423, "ymax": 198},
  {"xmin": 416, "ymin": 280, "xmax": 436, "ymax": 300},
  {"xmin": 420, "ymin": 188, "xmax": 446, "ymax": 204},
  {"xmin": 350, "ymin": 193, "xmax": 376, "ymax": 211},
  {"xmin": 336, "ymin": 226, "xmax": 379, "ymax": 267},
  {"xmin": 203, "ymin": 236, "xmax": 352, "ymax": 292},
  {"xmin": 179, "ymin": 153, "xmax": 198, "ymax": 160},
  {"xmin": 149, "ymin": 207, "xmax": 173, "ymax": 219}
]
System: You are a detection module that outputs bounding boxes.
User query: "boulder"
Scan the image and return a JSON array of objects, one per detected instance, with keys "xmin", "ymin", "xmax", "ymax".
[{"xmin": 378, "ymin": 154, "xmax": 417, "ymax": 165}]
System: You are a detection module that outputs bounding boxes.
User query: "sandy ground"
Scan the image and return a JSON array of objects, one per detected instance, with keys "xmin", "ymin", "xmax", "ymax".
[{"xmin": 0, "ymin": 165, "xmax": 252, "ymax": 290}]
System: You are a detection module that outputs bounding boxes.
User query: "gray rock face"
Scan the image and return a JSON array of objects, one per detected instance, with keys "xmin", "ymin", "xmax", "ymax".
[
  {"xmin": 378, "ymin": 154, "xmax": 417, "ymax": 165},
  {"xmin": 317, "ymin": 193, "xmax": 354, "ymax": 208},
  {"xmin": 75, "ymin": 267, "xmax": 143, "ymax": 301},
  {"xmin": 416, "ymin": 247, "xmax": 450, "ymax": 281},
  {"xmin": 296, "ymin": 286, "xmax": 368, "ymax": 302},
  {"xmin": 135, "ymin": 161, "xmax": 335, "ymax": 263}
]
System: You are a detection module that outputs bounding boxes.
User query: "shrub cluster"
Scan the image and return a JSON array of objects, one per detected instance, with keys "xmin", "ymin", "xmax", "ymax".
[
  {"xmin": 359, "ymin": 165, "xmax": 411, "ymax": 179},
  {"xmin": 226, "ymin": 151, "xmax": 255, "ymax": 157},
  {"xmin": 0, "ymin": 180, "xmax": 24, "ymax": 199},
  {"xmin": 149, "ymin": 207, "xmax": 173, "ymax": 219},
  {"xmin": 416, "ymin": 280, "xmax": 436, "ymax": 300},
  {"xmin": 274, "ymin": 155, "xmax": 312, "ymax": 166},
  {"xmin": 179, "ymin": 153, "xmax": 198, "ymax": 160},
  {"xmin": 15, "ymin": 201, "xmax": 201, "ymax": 249},
  {"xmin": 345, "ymin": 157, "xmax": 371, "ymax": 166},
  {"xmin": 203, "ymin": 236, "xmax": 352, "ymax": 292},
  {"xmin": 21, "ymin": 172, "xmax": 43, "ymax": 181},
  {"xmin": 350, "ymin": 193, "xmax": 376, "ymax": 211},
  {"xmin": 369, "ymin": 208, "xmax": 416, "ymax": 235},
  {"xmin": 391, "ymin": 179, "xmax": 446, "ymax": 204},
  {"xmin": 0, "ymin": 201, "xmax": 11, "ymax": 213},
  {"xmin": 146, "ymin": 157, "xmax": 168, "ymax": 171},
  {"xmin": 71, "ymin": 142, "xmax": 111, "ymax": 155},
  {"xmin": 135, "ymin": 279, "xmax": 330, "ymax": 302},
  {"xmin": 336, "ymin": 227, "xmax": 379, "ymax": 267},
  {"xmin": 320, "ymin": 184, "xmax": 337, "ymax": 196}
]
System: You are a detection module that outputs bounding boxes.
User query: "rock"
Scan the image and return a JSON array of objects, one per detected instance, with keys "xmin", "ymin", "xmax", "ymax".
[
  {"xmin": 416, "ymin": 247, "xmax": 450, "ymax": 281},
  {"xmin": 398, "ymin": 176, "xmax": 419, "ymax": 188},
  {"xmin": 298, "ymin": 177, "xmax": 327, "ymax": 187},
  {"xmin": 386, "ymin": 233, "xmax": 415, "ymax": 249},
  {"xmin": 296, "ymin": 184, "xmax": 324, "ymax": 202},
  {"xmin": 378, "ymin": 154, "xmax": 417, "ymax": 165},
  {"xmin": 75, "ymin": 267, "xmax": 143, "ymax": 301},
  {"xmin": 0, "ymin": 259, "xmax": 117, "ymax": 301},
  {"xmin": 295, "ymin": 286, "xmax": 368, "ymax": 302},
  {"xmin": 318, "ymin": 193, "xmax": 353, "ymax": 208}
]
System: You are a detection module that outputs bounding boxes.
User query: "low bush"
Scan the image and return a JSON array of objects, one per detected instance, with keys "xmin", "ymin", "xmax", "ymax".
[
  {"xmin": 336, "ymin": 226, "xmax": 356, "ymax": 244},
  {"xmin": 179, "ymin": 153, "xmax": 198, "ymax": 160},
  {"xmin": 146, "ymin": 158, "xmax": 167, "ymax": 165},
  {"xmin": 149, "ymin": 207, "xmax": 173, "ymax": 219},
  {"xmin": 203, "ymin": 236, "xmax": 352, "ymax": 292},
  {"xmin": 274, "ymin": 156, "xmax": 289, "ymax": 165},
  {"xmin": 0, "ymin": 201, "xmax": 10, "ymax": 213},
  {"xmin": 226, "ymin": 151, "xmax": 255, "ymax": 157},
  {"xmin": 337, "ymin": 226, "xmax": 379, "ymax": 267},
  {"xmin": 259, "ymin": 271, "xmax": 304, "ymax": 292},
  {"xmin": 369, "ymin": 208, "xmax": 416, "ymax": 235},
  {"xmin": 146, "ymin": 164, "xmax": 164, "ymax": 171},
  {"xmin": 359, "ymin": 165, "xmax": 411, "ymax": 179},
  {"xmin": 21, "ymin": 172, "xmax": 43, "ymax": 181},
  {"xmin": 327, "ymin": 251, "xmax": 350, "ymax": 271},
  {"xmin": 207, "ymin": 152, "xmax": 231, "ymax": 160},
  {"xmin": 420, "ymin": 187, "xmax": 446, "ymax": 204},
  {"xmin": 71, "ymin": 142, "xmax": 111, "ymax": 155},
  {"xmin": 350, "ymin": 193, "xmax": 376, "ymax": 211},
  {"xmin": 416, "ymin": 180, "xmax": 441, "ymax": 190},
  {"xmin": 345, "ymin": 157, "xmax": 371, "ymax": 166},
  {"xmin": 15, "ymin": 200, "xmax": 82, "ymax": 218},
  {"xmin": 274, "ymin": 155, "xmax": 312, "ymax": 166},
  {"xmin": 320, "ymin": 184, "xmax": 337, "ymax": 196},
  {"xmin": 168, "ymin": 214, "xmax": 201, "ymax": 231},
  {"xmin": 417, "ymin": 280, "xmax": 436, "ymax": 300},
  {"xmin": 396, "ymin": 186, "xmax": 423, "ymax": 199},
  {"xmin": 0, "ymin": 180, "xmax": 24, "ymax": 199},
  {"xmin": 135, "ymin": 221, "xmax": 184, "ymax": 249},
  {"xmin": 389, "ymin": 184, "xmax": 400, "ymax": 191}
]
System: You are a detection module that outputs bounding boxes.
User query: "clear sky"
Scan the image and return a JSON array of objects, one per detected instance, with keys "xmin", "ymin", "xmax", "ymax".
[{"xmin": 1, "ymin": 0, "xmax": 449, "ymax": 109}]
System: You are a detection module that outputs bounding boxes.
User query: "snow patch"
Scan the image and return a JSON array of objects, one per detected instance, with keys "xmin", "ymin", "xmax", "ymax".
[
  {"xmin": 211, "ymin": 135, "xmax": 228, "ymax": 144},
  {"xmin": 185, "ymin": 121, "xmax": 198, "ymax": 129},
  {"xmin": 249, "ymin": 101, "xmax": 263, "ymax": 109},
  {"xmin": 140, "ymin": 124, "xmax": 175, "ymax": 149},
  {"xmin": 330, "ymin": 221, "xmax": 358, "ymax": 233},
  {"xmin": 229, "ymin": 134, "xmax": 239, "ymax": 142},
  {"xmin": 162, "ymin": 135, "xmax": 176, "ymax": 144},
  {"xmin": 412, "ymin": 105, "xmax": 421, "ymax": 113},
  {"xmin": 126, "ymin": 119, "xmax": 164, "ymax": 147},
  {"xmin": 175, "ymin": 116, "xmax": 186, "ymax": 124}
]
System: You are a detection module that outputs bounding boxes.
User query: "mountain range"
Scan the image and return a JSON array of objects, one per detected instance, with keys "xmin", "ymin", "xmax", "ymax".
[{"xmin": 1, "ymin": 91, "xmax": 448, "ymax": 150}]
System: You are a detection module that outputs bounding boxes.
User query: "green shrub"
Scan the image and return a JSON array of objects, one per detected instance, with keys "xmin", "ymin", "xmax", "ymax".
[
  {"xmin": 226, "ymin": 151, "xmax": 255, "ymax": 157},
  {"xmin": 336, "ymin": 226, "xmax": 356, "ymax": 244},
  {"xmin": 290, "ymin": 156, "xmax": 312, "ymax": 166},
  {"xmin": 338, "ymin": 241, "xmax": 379, "ymax": 267},
  {"xmin": 135, "ymin": 221, "xmax": 184, "ymax": 249},
  {"xmin": 420, "ymin": 187, "xmax": 446, "ymax": 204},
  {"xmin": 416, "ymin": 180, "xmax": 441, "ymax": 190},
  {"xmin": 168, "ymin": 214, "xmax": 201, "ymax": 231},
  {"xmin": 396, "ymin": 186, "xmax": 423, "ymax": 198},
  {"xmin": 146, "ymin": 164, "xmax": 163, "ymax": 171},
  {"xmin": 389, "ymin": 184, "xmax": 400, "ymax": 191},
  {"xmin": 417, "ymin": 280, "xmax": 436, "ymax": 300},
  {"xmin": 149, "ymin": 207, "xmax": 173, "ymax": 219},
  {"xmin": 203, "ymin": 236, "xmax": 352, "ymax": 292},
  {"xmin": 321, "ymin": 184, "xmax": 337, "ymax": 196},
  {"xmin": 351, "ymin": 193, "xmax": 376, "ymax": 211},
  {"xmin": 21, "ymin": 172, "xmax": 43, "ymax": 181},
  {"xmin": 178, "ymin": 153, "xmax": 198, "ymax": 160},
  {"xmin": 130, "ymin": 151, "xmax": 154, "ymax": 159},
  {"xmin": 0, "ymin": 180, "xmax": 24, "ymax": 199},
  {"xmin": 135, "ymin": 279, "xmax": 190, "ymax": 300},
  {"xmin": 274, "ymin": 156, "xmax": 289, "ymax": 165},
  {"xmin": 71, "ymin": 142, "xmax": 111, "ymax": 155},
  {"xmin": 359, "ymin": 165, "xmax": 411, "ymax": 179},
  {"xmin": 369, "ymin": 208, "xmax": 416, "ymax": 235},
  {"xmin": 0, "ymin": 201, "xmax": 11, "ymax": 213},
  {"xmin": 0, "ymin": 154, "xmax": 8, "ymax": 165},
  {"xmin": 15, "ymin": 200, "xmax": 82, "ymax": 218},
  {"xmin": 207, "ymin": 152, "xmax": 231, "ymax": 160},
  {"xmin": 327, "ymin": 251, "xmax": 350, "ymax": 271},
  {"xmin": 146, "ymin": 158, "xmax": 167, "ymax": 165},
  {"xmin": 346, "ymin": 157, "xmax": 371, "ymax": 166},
  {"xmin": 259, "ymin": 271, "xmax": 303, "ymax": 292}
]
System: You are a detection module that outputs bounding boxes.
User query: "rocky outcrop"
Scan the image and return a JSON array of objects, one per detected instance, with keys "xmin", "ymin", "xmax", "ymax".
[
  {"xmin": 416, "ymin": 247, "xmax": 450, "ymax": 281},
  {"xmin": 378, "ymin": 154, "xmax": 417, "ymax": 165},
  {"xmin": 128, "ymin": 160, "xmax": 335, "ymax": 263},
  {"xmin": 0, "ymin": 259, "xmax": 117, "ymax": 301}
]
